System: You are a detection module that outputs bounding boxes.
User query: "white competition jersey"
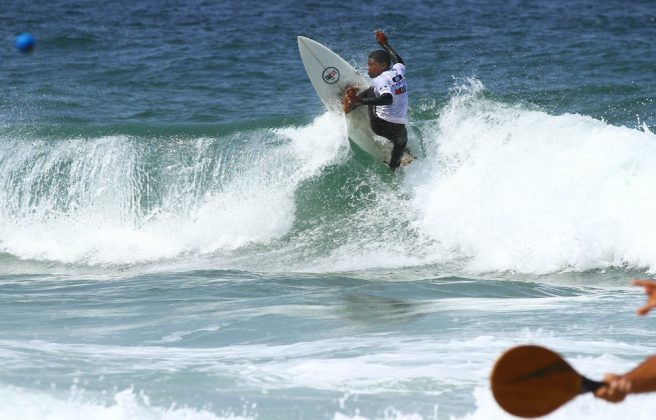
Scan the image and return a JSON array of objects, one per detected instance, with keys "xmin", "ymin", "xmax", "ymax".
[{"xmin": 371, "ymin": 62, "xmax": 408, "ymax": 124}]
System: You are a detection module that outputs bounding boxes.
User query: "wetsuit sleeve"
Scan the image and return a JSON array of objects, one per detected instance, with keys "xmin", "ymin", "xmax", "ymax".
[
  {"xmin": 359, "ymin": 74, "xmax": 393, "ymax": 105},
  {"xmin": 382, "ymin": 44, "xmax": 404, "ymax": 65},
  {"xmin": 360, "ymin": 93, "xmax": 393, "ymax": 105}
]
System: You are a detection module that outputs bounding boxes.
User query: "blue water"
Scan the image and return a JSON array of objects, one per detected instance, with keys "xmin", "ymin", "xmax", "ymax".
[{"xmin": 3, "ymin": 0, "xmax": 656, "ymax": 419}]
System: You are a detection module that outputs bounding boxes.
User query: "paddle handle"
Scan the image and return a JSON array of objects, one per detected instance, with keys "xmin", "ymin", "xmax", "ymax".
[{"xmin": 580, "ymin": 376, "xmax": 605, "ymax": 394}]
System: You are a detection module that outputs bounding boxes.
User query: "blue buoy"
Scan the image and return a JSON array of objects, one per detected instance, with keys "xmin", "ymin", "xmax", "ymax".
[{"xmin": 15, "ymin": 33, "xmax": 36, "ymax": 53}]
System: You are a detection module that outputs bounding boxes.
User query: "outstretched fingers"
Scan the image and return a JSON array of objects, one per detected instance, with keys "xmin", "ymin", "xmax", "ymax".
[
  {"xmin": 374, "ymin": 29, "xmax": 388, "ymax": 46},
  {"xmin": 632, "ymin": 279, "xmax": 656, "ymax": 316}
]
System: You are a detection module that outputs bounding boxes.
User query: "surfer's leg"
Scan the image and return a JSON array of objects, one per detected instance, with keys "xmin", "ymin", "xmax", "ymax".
[
  {"xmin": 368, "ymin": 107, "xmax": 387, "ymax": 137},
  {"xmin": 388, "ymin": 125, "xmax": 408, "ymax": 170},
  {"xmin": 370, "ymin": 116, "xmax": 407, "ymax": 169},
  {"xmin": 367, "ymin": 103, "xmax": 408, "ymax": 170},
  {"xmin": 364, "ymin": 89, "xmax": 381, "ymax": 132}
]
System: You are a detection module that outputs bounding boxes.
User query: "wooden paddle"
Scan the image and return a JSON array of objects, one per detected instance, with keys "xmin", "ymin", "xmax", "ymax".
[{"xmin": 490, "ymin": 345, "xmax": 605, "ymax": 418}]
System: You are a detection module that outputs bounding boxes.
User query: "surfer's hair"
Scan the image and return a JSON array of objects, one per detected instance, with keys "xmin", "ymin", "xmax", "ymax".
[{"xmin": 368, "ymin": 50, "xmax": 391, "ymax": 67}]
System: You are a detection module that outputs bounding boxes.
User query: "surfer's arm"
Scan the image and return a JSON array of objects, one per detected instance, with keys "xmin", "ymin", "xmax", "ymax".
[
  {"xmin": 382, "ymin": 44, "xmax": 404, "ymax": 65},
  {"xmin": 359, "ymin": 93, "xmax": 393, "ymax": 106},
  {"xmin": 355, "ymin": 86, "xmax": 392, "ymax": 106},
  {"xmin": 345, "ymin": 88, "xmax": 392, "ymax": 113},
  {"xmin": 375, "ymin": 30, "xmax": 404, "ymax": 65}
]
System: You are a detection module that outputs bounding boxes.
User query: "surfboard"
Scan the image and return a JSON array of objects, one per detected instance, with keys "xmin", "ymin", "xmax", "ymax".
[{"xmin": 297, "ymin": 36, "xmax": 414, "ymax": 166}]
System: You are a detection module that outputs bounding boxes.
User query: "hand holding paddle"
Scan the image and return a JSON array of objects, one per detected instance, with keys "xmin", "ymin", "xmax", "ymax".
[
  {"xmin": 493, "ymin": 282, "xmax": 656, "ymax": 416},
  {"xmin": 491, "ymin": 345, "xmax": 604, "ymax": 418},
  {"xmin": 594, "ymin": 373, "xmax": 632, "ymax": 403},
  {"xmin": 594, "ymin": 280, "xmax": 656, "ymax": 402},
  {"xmin": 595, "ymin": 354, "xmax": 656, "ymax": 403}
]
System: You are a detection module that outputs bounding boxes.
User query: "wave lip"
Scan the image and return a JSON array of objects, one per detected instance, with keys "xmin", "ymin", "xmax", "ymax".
[
  {"xmin": 412, "ymin": 81, "xmax": 656, "ymax": 274},
  {"xmin": 0, "ymin": 113, "xmax": 346, "ymax": 266},
  {"xmin": 3, "ymin": 83, "xmax": 656, "ymax": 275}
]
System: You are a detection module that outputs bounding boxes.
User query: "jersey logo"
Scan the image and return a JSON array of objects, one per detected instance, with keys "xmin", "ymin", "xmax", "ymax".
[
  {"xmin": 392, "ymin": 75, "xmax": 403, "ymax": 83},
  {"xmin": 322, "ymin": 67, "xmax": 340, "ymax": 84}
]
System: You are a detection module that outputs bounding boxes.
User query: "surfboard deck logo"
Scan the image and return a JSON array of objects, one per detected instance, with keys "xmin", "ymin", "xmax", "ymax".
[{"xmin": 321, "ymin": 67, "xmax": 339, "ymax": 84}]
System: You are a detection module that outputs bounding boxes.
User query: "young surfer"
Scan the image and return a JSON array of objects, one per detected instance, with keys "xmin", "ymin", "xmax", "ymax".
[{"xmin": 343, "ymin": 30, "xmax": 409, "ymax": 170}]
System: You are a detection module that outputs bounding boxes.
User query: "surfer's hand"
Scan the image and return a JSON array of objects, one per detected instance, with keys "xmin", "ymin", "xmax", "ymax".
[
  {"xmin": 375, "ymin": 30, "xmax": 388, "ymax": 46},
  {"xmin": 343, "ymin": 87, "xmax": 360, "ymax": 114},
  {"xmin": 633, "ymin": 279, "xmax": 656, "ymax": 316}
]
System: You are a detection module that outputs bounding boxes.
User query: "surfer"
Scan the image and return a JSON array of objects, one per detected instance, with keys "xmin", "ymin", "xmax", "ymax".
[
  {"xmin": 594, "ymin": 279, "xmax": 656, "ymax": 402},
  {"xmin": 343, "ymin": 30, "xmax": 409, "ymax": 170}
]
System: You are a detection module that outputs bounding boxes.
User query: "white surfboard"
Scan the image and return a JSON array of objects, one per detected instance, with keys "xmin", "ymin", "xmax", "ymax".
[{"xmin": 297, "ymin": 36, "xmax": 414, "ymax": 166}]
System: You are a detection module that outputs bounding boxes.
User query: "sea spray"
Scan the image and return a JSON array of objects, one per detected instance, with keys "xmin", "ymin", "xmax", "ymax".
[
  {"xmin": 411, "ymin": 81, "xmax": 656, "ymax": 274},
  {"xmin": 3, "ymin": 84, "xmax": 656, "ymax": 274},
  {"xmin": 0, "ymin": 113, "xmax": 346, "ymax": 265}
]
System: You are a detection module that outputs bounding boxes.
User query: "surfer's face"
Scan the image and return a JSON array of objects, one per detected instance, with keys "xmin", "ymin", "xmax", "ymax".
[{"xmin": 367, "ymin": 58, "xmax": 388, "ymax": 78}]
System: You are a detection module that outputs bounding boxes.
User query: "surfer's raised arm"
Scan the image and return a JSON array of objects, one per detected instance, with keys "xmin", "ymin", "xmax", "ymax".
[{"xmin": 375, "ymin": 30, "xmax": 404, "ymax": 65}]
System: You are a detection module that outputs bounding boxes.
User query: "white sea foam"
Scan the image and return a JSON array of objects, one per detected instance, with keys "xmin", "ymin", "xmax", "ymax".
[
  {"xmin": 460, "ymin": 385, "xmax": 656, "ymax": 420},
  {"xmin": 0, "ymin": 113, "xmax": 346, "ymax": 265},
  {"xmin": 333, "ymin": 409, "xmax": 424, "ymax": 420},
  {"xmin": 1, "ymin": 332, "xmax": 651, "ymax": 420},
  {"xmin": 0, "ymin": 384, "xmax": 429, "ymax": 420},
  {"xmin": 0, "ymin": 385, "xmax": 253, "ymax": 420},
  {"xmin": 5, "ymin": 329, "xmax": 650, "ymax": 393},
  {"xmin": 286, "ymin": 81, "xmax": 656, "ymax": 275},
  {"xmin": 409, "ymin": 81, "xmax": 656, "ymax": 274},
  {"xmin": 3, "ymin": 83, "xmax": 656, "ymax": 275},
  {"xmin": 1, "ymin": 329, "xmax": 652, "ymax": 419}
]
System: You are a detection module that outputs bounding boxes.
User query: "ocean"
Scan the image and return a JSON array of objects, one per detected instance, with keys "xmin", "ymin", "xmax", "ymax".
[{"xmin": 2, "ymin": 0, "xmax": 656, "ymax": 418}]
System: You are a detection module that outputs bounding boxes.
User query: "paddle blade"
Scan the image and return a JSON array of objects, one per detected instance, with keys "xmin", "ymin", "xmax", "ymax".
[{"xmin": 490, "ymin": 345, "xmax": 583, "ymax": 418}]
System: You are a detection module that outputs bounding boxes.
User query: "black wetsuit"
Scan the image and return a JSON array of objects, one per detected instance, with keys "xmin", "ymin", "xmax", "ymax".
[{"xmin": 360, "ymin": 87, "xmax": 408, "ymax": 169}]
